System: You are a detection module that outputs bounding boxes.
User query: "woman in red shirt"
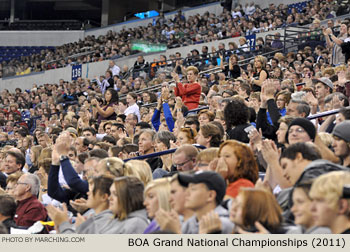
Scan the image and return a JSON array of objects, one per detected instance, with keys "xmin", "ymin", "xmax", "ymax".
[{"xmin": 171, "ymin": 66, "xmax": 201, "ymax": 110}]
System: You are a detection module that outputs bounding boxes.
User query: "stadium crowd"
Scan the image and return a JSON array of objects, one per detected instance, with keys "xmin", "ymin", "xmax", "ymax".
[
  {"xmin": 1, "ymin": 0, "xmax": 350, "ymax": 235},
  {"xmin": 0, "ymin": 0, "xmax": 345, "ymax": 78}
]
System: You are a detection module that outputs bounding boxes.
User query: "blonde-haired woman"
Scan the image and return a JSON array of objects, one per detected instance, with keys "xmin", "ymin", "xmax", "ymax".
[
  {"xmin": 143, "ymin": 177, "xmax": 171, "ymax": 233},
  {"xmin": 29, "ymin": 145, "xmax": 43, "ymax": 173},
  {"xmin": 94, "ymin": 157, "xmax": 126, "ymax": 178},
  {"xmin": 250, "ymin": 55, "xmax": 269, "ymax": 92},
  {"xmin": 124, "ymin": 160, "xmax": 153, "ymax": 186}
]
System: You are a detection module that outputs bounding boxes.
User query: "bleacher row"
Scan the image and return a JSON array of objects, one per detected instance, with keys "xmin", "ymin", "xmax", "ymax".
[{"xmin": 0, "ymin": 46, "xmax": 55, "ymax": 63}]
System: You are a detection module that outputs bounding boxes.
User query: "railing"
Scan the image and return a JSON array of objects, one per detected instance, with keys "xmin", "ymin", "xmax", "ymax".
[
  {"xmin": 124, "ymin": 144, "xmax": 206, "ymax": 162},
  {"xmin": 307, "ymin": 106, "xmax": 349, "ymax": 120}
]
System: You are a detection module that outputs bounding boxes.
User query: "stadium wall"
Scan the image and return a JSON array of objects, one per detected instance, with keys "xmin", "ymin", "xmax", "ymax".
[
  {"xmin": 0, "ymin": 28, "xmax": 284, "ymax": 92},
  {"xmin": 0, "ymin": 31, "xmax": 85, "ymax": 47},
  {"xmin": 0, "ymin": 0, "xmax": 301, "ymax": 46}
]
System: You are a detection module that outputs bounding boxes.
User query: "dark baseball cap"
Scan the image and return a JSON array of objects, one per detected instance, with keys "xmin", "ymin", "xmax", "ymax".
[{"xmin": 177, "ymin": 171, "xmax": 226, "ymax": 204}]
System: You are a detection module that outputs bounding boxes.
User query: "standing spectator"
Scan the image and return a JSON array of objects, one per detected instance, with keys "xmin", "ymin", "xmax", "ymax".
[
  {"xmin": 91, "ymin": 88, "xmax": 119, "ymax": 124},
  {"xmin": 95, "ymin": 71, "xmax": 114, "ymax": 95},
  {"xmin": 323, "ymin": 23, "xmax": 348, "ymax": 66},
  {"xmin": 124, "ymin": 93, "xmax": 140, "ymax": 122},
  {"xmin": 172, "ymin": 66, "xmax": 201, "ymax": 110},
  {"xmin": 107, "ymin": 60, "xmax": 120, "ymax": 77}
]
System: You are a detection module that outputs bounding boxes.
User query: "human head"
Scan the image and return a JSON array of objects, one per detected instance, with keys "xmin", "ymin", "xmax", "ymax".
[
  {"xmin": 14, "ymin": 173, "xmax": 40, "ymax": 201},
  {"xmin": 279, "ymin": 143, "xmax": 321, "ymax": 187},
  {"xmin": 4, "ymin": 151, "xmax": 25, "ymax": 175},
  {"xmin": 276, "ymin": 116, "xmax": 295, "ymax": 145},
  {"xmin": 0, "ymin": 194, "xmax": 17, "ymax": 221},
  {"xmin": 290, "ymin": 182, "xmax": 314, "ymax": 229},
  {"xmin": 218, "ymin": 140, "xmax": 259, "ymax": 184},
  {"xmin": 96, "ymin": 157, "xmax": 125, "ymax": 177},
  {"xmin": 195, "ymin": 148, "xmax": 219, "ymax": 171},
  {"xmin": 310, "ymin": 171, "xmax": 350, "ymax": 233},
  {"xmin": 138, "ymin": 129, "xmax": 156, "ymax": 155},
  {"xmin": 124, "ymin": 160, "xmax": 153, "ymax": 186},
  {"xmin": 224, "ymin": 98, "xmax": 249, "ymax": 129},
  {"xmin": 143, "ymin": 178, "xmax": 171, "ymax": 219},
  {"xmin": 332, "ymin": 120, "xmax": 350, "ymax": 161},
  {"xmin": 197, "ymin": 109, "xmax": 215, "ymax": 126},
  {"xmin": 230, "ymin": 188, "xmax": 282, "ymax": 232},
  {"xmin": 285, "ymin": 118, "xmax": 316, "ymax": 145},
  {"xmin": 172, "ymin": 144, "xmax": 199, "ymax": 171},
  {"xmin": 196, "ymin": 123, "xmax": 222, "ymax": 148},
  {"xmin": 178, "ymin": 170, "xmax": 226, "ymax": 206},
  {"xmin": 109, "ymin": 176, "xmax": 144, "ymax": 220},
  {"xmin": 86, "ymin": 175, "xmax": 114, "ymax": 210},
  {"xmin": 178, "ymin": 127, "xmax": 197, "ymax": 145},
  {"xmin": 153, "ymin": 131, "xmax": 176, "ymax": 151}
]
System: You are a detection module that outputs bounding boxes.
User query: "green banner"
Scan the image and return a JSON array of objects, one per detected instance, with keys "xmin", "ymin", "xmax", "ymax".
[{"xmin": 131, "ymin": 40, "xmax": 167, "ymax": 53}]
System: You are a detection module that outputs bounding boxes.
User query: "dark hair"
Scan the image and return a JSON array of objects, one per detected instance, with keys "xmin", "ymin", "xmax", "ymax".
[
  {"xmin": 224, "ymin": 99, "xmax": 249, "ymax": 128},
  {"xmin": 113, "ymin": 176, "xmax": 145, "ymax": 220},
  {"xmin": 6, "ymin": 151, "xmax": 25, "ymax": 169},
  {"xmin": 82, "ymin": 127, "xmax": 96, "ymax": 136},
  {"xmin": 136, "ymin": 122, "xmax": 152, "ymax": 130},
  {"xmin": 280, "ymin": 143, "xmax": 321, "ymax": 162},
  {"xmin": 0, "ymin": 194, "xmax": 17, "ymax": 218},
  {"xmin": 340, "ymin": 107, "xmax": 350, "ymax": 120},
  {"xmin": 184, "ymin": 119, "xmax": 200, "ymax": 132},
  {"xmin": 89, "ymin": 149, "xmax": 109, "ymax": 159},
  {"xmin": 154, "ymin": 131, "xmax": 176, "ymax": 149},
  {"xmin": 200, "ymin": 123, "xmax": 223, "ymax": 147},
  {"xmin": 102, "ymin": 135, "xmax": 117, "ymax": 145},
  {"xmin": 117, "ymin": 114, "xmax": 126, "ymax": 123},
  {"xmin": 128, "ymin": 92, "xmax": 137, "ymax": 101},
  {"xmin": 105, "ymin": 88, "xmax": 119, "ymax": 104},
  {"xmin": 92, "ymin": 175, "xmax": 114, "ymax": 197},
  {"xmin": 78, "ymin": 152, "xmax": 89, "ymax": 164}
]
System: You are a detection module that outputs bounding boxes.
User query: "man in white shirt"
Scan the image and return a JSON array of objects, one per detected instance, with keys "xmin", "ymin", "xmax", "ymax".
[{"xmin": 108, "ymin": 60, "xmax": 120, "ymax": 77}]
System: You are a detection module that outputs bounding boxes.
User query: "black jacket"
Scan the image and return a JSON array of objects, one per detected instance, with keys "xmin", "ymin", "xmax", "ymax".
[{"xmin": 256, "ymin": 99, "xmax": 280, "ymax": 141}]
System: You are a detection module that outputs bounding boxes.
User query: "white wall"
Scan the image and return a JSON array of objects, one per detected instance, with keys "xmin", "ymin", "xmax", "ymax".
[
  {"xmin": 0, "ymin": 28, "xmax": 285, "ymax": 92},
  {"xmin": 0, "ymin": 31, "xmax": 85, "ymax": 46}
]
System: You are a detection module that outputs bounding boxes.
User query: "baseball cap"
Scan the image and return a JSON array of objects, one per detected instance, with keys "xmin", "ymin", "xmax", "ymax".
[
  {"xmin": 332, "ymin": 120, "xmax": 350, "ymax": 142},
  {"xmin": 317, "ymin": 77, "xmax": 333, "ymax": 90},
  {"xmin": 177, "ymin": 171, "xmax": 226, "ymax": 204}
]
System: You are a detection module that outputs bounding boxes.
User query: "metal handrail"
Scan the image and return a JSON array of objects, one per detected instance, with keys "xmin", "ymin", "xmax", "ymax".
[
  {"xmin": 124, "ymin": 144, "xmax": 206, "ymax": 161},
  {"xmin": 307, "ymin": 107, "xmax": 349, "ymax": 120}
]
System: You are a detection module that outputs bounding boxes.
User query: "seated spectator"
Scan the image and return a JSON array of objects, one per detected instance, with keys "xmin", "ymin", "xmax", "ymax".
[
  {"xmin": 310, "ymin": 171, "xmax": 350, "ymax": 234},
  {"xmin": 177, "ymin": 171, "xmax": 234, "ymax": 234},
  {"xmin": 0, "ymin": 194, "xmax": 18, "ymax": 233},
  {"xmin": 14, "ymin": 173, "xmax": 48, "ymax": 227}
]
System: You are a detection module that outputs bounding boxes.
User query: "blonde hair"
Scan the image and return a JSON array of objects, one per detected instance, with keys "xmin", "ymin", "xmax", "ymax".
[
  {"xmin": 38, "ymin": 147, "xmax": 52, "ymax": 164},
  {"xmin": 310, "ymin": 171, "xmax": 350, "ymax": 213},
  {"xmin": 322, "ymin": 67, "xmax": 335, "ymax": 77},
  {"xmin": 196, "ymin": 148, "xmax": 219, "ymax": 163},
  {"xmin": 144, "ymin": 178, "xmax": 171, "ymax": 212},
  {"xmin": 124, "ymin": 160, "xmax": 153, "ymax": 186},
  {"xmin": 99, "ymin": 157, "xmax": 125, "ymax": 178},
  {"xmin": 317, "ymin": 132, "xmax": 333, "ymax": 148},
  {"xmin": 186, "ymin": 66, "xmax": 199, "ymax": 75},
  {"xmin": 31, "ymin": 145, "xmax": 43, "ymax": 167}
]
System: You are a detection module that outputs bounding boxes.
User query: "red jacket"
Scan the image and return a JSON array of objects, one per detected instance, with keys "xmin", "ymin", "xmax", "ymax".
[
  {"xmin": 226, "ymin": 178, "xmax": 255, "ymax": 198},
  {"xmin": 15, "ymin": 195, "xmax": 48, "ymax": 228},
  {"xmin": 174, "ymin": 82, "xmax": 201, "ymax": 110}
]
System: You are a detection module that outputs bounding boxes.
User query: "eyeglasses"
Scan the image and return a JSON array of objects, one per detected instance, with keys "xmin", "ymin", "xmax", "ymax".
[
  {"xmin": 16, "ymin": 182, "xmax": 28, "ymax": 186},
  {"xmin": 288, "ymin": 127, "xmax": 306, "ymax": 134},
  {"xmin": 174, "ymin": 159, "xmax": 192, "ymax": 168}
]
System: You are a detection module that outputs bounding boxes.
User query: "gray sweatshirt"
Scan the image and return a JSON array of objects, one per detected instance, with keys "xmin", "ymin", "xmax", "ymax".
[
  {"xmin": 181, "ymin": 205, "xmax": 234, "ymax": 234},
  {"xmin": 59, "ymin": 209, "xmax": 113, "ymax": 234}
]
